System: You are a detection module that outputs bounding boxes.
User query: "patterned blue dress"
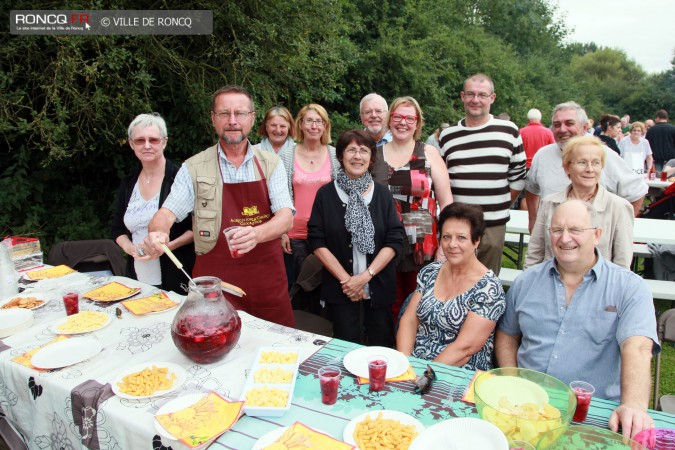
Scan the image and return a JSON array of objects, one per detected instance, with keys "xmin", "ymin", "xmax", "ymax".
[{"xmin": 411, "ymin": 261, "xmax": 506, "ymax": 370}]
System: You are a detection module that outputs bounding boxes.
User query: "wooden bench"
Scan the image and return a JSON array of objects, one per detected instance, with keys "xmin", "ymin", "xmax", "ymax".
[{"xmin": 499, "ymin": 267, "xmax": 675, "ymax": 305}]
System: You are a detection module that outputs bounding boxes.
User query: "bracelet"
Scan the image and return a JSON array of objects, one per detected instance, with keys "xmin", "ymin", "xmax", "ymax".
[{"xmin": 367, "ymin": 267, "xmax": 376, "ymax": 277}]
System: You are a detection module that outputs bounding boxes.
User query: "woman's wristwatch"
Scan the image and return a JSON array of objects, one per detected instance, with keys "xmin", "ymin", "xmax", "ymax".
[{"xmin": 367, "ymin": 267, "xmax": 376, "ymax": 277}]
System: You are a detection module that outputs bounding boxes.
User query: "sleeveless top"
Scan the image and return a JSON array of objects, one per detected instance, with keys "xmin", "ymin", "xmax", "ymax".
[
  {"xmin": 372, "ymin": 140, "xmax": 438, "ymax": 272},
  {"xmin": 289, "ymin": 153, "xmax": 333, "ymax": 239}
]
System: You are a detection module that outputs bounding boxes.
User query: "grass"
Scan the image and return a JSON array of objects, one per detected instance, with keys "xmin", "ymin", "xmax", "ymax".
[{"xmin": 500, "ymin": 248, "xmax": 675, "ymax": 409}]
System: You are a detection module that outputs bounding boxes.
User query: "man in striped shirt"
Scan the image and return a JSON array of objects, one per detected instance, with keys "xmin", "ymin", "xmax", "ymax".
[{"xmin": 439, "ymin": 73, "xmax": 527, "ymax": 275}]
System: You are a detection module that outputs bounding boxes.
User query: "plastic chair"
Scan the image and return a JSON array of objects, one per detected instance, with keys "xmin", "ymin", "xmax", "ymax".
[
  {"xmin": 47, "ymin": 239, "xmax": 127, "ymax": 277},
  {"xmin": 292, "ymin": 310, "xmax": 333, "ymax": 337},
  {"xmin": 653, "ymin": 308, "xmax": 675, "ymax": 411}
]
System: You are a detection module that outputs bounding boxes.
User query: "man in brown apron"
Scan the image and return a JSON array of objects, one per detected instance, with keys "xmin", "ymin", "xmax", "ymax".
[{"xmin": 144, "ymin": 85, "xmax": 295, "ymax": 328}]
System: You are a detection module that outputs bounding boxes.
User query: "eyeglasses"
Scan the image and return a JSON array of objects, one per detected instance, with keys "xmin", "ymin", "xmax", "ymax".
[
  {"xmin": 463, "ymin": 92, "xmax": 492, "ymax": 100},
  {"xmin": 132, "ymin": 137, "xmax": 164, "ymax": 146},
  {"xmin": 304, "ymin": 118, "xmax": 325, "ymax": 127},
  {"xmin": 344, "ymin": 146, "xmax": 371, "ymax": 156},
  {"xmin": 549, "ymin": 226, "xmax": 597, "ymax": 236},
  {"xmin": 213, "ymin": 110, "xmax": 254, "ymax": 121},
  {"xmin": 571, "ymin": 160, "xmax": 602, "ymax": 169},
  {"xmin": 361, "ymin": 109, "xmax": 385, "ymax": 117},
  {"xmin": 391, "ymin": 113, "xmax": 418, "ymax": 124}
]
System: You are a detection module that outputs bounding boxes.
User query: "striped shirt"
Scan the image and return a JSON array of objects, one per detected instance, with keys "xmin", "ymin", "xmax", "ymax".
[
  {"xmin": 439, "ymin": 115, "xmax": 526, "ymax": 227},
  {"xmin": 163, "ymin": 142, "xmax": 294, "ymax": 222}
]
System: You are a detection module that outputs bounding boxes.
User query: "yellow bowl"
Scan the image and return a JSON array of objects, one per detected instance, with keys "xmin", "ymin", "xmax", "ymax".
[
  {"xmin": 474, "ymin": 368, "xmax": 576, "ymax": 445},
  {"xmin": 536, "ymin": 424, "xmax": 646, "ymax": 449}
]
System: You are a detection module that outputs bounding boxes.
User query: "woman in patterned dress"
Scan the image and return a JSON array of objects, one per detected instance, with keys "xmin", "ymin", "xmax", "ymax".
[{"xmin": 396, "ymin": 202, "xmax": 505, "ymax": 370}]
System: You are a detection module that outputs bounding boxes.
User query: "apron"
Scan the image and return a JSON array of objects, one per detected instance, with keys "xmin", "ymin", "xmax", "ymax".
[{"xmin": 193, "ymin": 157, "xmax": 295, "ymax": 327}]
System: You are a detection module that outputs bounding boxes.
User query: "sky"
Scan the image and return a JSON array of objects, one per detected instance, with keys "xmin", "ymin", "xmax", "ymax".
[{"xmin": 551, "ymin": 0, "xmax": 675, "ymax": 74}]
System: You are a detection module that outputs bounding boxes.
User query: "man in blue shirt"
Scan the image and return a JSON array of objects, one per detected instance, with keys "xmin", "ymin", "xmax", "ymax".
[{"xmin": 496, "ymin": 199, "xmax": 659, "ymax": 439}]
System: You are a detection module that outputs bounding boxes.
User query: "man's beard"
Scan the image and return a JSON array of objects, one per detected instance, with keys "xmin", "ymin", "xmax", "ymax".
[{"xmin": 220, "ymin": 130, "xmax": 246, "ymax": 144}]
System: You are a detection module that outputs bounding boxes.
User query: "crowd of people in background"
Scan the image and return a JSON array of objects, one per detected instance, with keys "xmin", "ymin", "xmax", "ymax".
[{"xmin": 112, "ymin": 75, "xmax": 675, "ymax": 440}]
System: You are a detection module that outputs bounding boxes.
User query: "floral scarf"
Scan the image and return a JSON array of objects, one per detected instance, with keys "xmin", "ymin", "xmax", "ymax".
[{"xmin": 335, "ymin": 169, "xmax": 376, "ymax": 255}]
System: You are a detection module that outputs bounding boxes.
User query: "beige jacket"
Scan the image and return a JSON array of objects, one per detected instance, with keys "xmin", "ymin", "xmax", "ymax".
[
  {"xmin": 525, "ymin": 185, "xmax": 634, "ymax": 269},
  {"xmin": 186, "ymin": 144, "xmax": 280, "ymax": 255}
]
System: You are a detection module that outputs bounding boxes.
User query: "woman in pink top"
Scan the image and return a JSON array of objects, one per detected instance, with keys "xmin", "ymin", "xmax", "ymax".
[{"xmin": 279, "ymin": 104, "xmax": 339, "ymax": 304}]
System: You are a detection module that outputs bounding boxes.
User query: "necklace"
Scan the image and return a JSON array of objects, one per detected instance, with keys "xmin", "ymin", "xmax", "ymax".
[{"xmin": 142, "ymin": 173, "xmax": 152, "ymax": 184}]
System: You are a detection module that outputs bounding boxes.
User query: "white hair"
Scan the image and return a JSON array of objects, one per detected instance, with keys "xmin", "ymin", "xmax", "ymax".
[
  {"xmin": 527, "ymin": 108, "xmax": 542, "ymax": 122},
  {"xmin": 128, "ymin": 112, "xmax": 168, "ymax": 140},
  {"xmin": 359, "ymin": 93, "xmax": 388, "ymax": 113}
]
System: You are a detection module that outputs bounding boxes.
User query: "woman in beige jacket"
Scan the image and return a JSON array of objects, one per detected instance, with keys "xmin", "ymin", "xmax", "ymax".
[{"xmin": 525, "ymin": 136, "xmax": 634, "ymax": 269}]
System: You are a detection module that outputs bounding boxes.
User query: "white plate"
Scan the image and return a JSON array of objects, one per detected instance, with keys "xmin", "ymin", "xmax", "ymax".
[
  {"xmin": 0, "ymin": 308, "xmax": 34, "ymax": 338},
  {"xmin": 342, "ymin": 347, "xmax": 409, "ymax": 379},
  {"xmin": 253, "ymin": 425, "xmax": 331, "ymax": 450},
  {"xmin": 343, "ymin": 410, "xmax": 425, "ymax": 448},
  {"xmin": 409, "ymin": 417, "xmax": 509, "ymax": 450},
  {"xmin": 154, "ymin": 393, "xmax": 207, "ymax": 441},
  {"xmin": 0, "ymin": 292, "xmax": 51, "ymax": 310},
  {"xmin": 112, "ymin": 362, "xmax": 187, "ymax": 399},
  {"xmin": 31, "ymin": 337, "xmax": 103, "ymax": 369}
]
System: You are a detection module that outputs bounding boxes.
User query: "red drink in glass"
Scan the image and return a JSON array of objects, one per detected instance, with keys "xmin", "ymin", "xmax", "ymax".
[
  {"xmin": 661, "ymin": 171, "xmax": 668, "ymax": 181},
  {"xmin": 368, "ymin": 356, "xmax": 388, "ymax": 392},
  {"xmin": 570, "ymin": 380, "xmax": 595, "ymax": 422},
  {"xmin": 319, "ymin": 366, "xmax": 341, "ymax": 405},
  {"xmin": 224, "ymin": 227, "xmax": 244, "ymax": 259},
  {"xmin": 62, "ymin": 292, "xmax": 79, "ymax": 316}
]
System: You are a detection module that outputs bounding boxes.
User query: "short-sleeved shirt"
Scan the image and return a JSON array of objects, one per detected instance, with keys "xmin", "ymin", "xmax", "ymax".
[
  {"xmin": 163, "ymin": 142, "xmax": 293, "ymax": 222},
  {"xmin": 498, "ymin": 254, "xmax": 660, "ymax": 401},
  {"xmin": 619, "ymin": 137, "xmax": 653, "ymax": 175},
  {"xmin": 526, "ymin": 143, "xmax": 648, "ymax": 203},
  {"xmin": 412, "ymin": 262, "xmax": 506, "ymax": 371}
]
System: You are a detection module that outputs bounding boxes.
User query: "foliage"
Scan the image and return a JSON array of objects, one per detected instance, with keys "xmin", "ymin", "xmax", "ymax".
[{"xmin": 1, "ymin": 0, "xmax": 673, "ymax": 254}]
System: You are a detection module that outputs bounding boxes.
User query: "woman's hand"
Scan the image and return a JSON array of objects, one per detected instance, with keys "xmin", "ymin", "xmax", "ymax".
[
  {"xmin": 341, "ymin": 273, "xmax": 369, "ymax": 302},
  {"xmin": 281, "ymin": 234, "xmax": 292, "ymax": 254}
]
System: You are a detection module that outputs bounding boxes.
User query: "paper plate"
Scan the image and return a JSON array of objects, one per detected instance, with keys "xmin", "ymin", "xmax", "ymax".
[
  {"xmin": 30, "ymin": 336, "xmax": 103, "ymax": 369},
  {"xmin": 343, "ymin": 410, "xmax": 425, "ymax": 448},
  {"xmin": 112, "ymin": 362, "xmax": 187, "ymax": 400},
  {"xmin": 154, "ymin": 393, "xmax": 207, "ymax": 441},
  {"xmin": 83, "ymin": 282, "xmax": 142, "ymax": 302},
  {"xmin": 50, "ymin": 311, "xmax": 112, "ymax": 335},
  {"xmin": 0, "ymin": 292, "xmax": 51, "ymax": 310},
  {"xmin": 0, "ymin": 308, "xmax": 34, "ymax": 338},
  {"xmin": 23, "ymin": 265, "xmax": 76, "ymax": 280},
  {"xmin": 342, "ymin": 346, "xmax": 409, "ymax": 379},
  {"xmin": 409, "ymin": 417, "xmax": 509, "ymax": 450},
  {"xmin": 252, "ymin": 425, "xmax": 332, "ymax": 450}
]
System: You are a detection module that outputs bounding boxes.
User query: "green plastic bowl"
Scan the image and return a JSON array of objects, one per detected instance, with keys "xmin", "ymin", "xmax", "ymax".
[
  {"xmin": 474, "ymin": 368, "xmax": 576, "ymax": 446},
  {"xmin": 536, "ymin": 424, "xmax": 646, "ymax": 449}
]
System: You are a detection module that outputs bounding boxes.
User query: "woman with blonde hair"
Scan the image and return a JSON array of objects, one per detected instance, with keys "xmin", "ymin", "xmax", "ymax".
[
  {"xmin": 618, "ymin": 121, "xmax": 653, "ymax": 176},
  {"xmin": 256, "ymin": 106, "xmax": 296, "ymax": 154},
  {"xmin": 372, "ymin": 96, "xmax": 452, "ymax": 320},
  {"xmin": 278, "ymin": 104, "xmax": 339, "ymax": 299},
  {"xmin": 525, "ymin": 136, "xmax": 634, "ymax": 268}
]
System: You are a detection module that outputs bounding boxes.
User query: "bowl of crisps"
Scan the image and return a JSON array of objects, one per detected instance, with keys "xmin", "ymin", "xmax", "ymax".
[
  {"xmin": 536, "ymin": 424, "xmax": 646, "ymax": 449},
  {"xmin": 474, "ymin": 368, "xmax": 576, "ymax": 446}
]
